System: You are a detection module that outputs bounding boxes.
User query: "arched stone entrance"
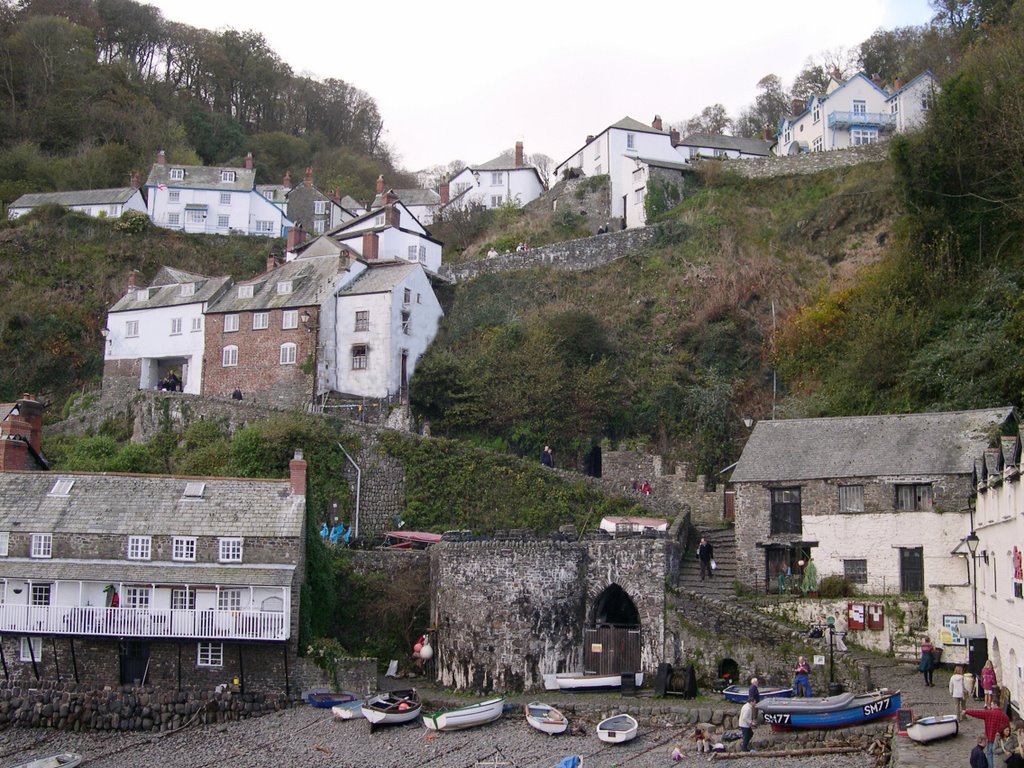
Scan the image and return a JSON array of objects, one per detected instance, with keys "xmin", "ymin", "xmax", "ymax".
[{"xmin": 584, "ymin": 584, "xmax": 641, "ymax": 676}]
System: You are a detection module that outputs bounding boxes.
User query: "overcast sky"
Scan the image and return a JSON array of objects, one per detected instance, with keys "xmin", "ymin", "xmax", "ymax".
[{"xmin": 145, "ymin": 0, "xmax": 935, "ymax": 172}]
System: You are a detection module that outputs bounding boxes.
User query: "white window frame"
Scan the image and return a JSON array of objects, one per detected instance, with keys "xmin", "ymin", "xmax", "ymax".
[
  {"xmin": 218, "ymin": 589, "xmax": 243, "ymax": 611},
  {"xmin": 281, "ymin": 310, "xmax": 298, "ymax": 329},
  {"xmin": 354, "ymin": 311, "xmax": 369, "ymax": 331},
  {"xmin": 219, "ymin": 192, "xmax": 231, "ymax": 205},
  {"xmin": 626, "ymin": 133, "xmax": 635, "ymax": 149},
  {"xmin": 191, "ymin": 317, "xmax": 202, "ymax": 333},
  {"xmin": 351, "ymin": 345, "xmax": 367, "ymax": 370},
  {"xmin": 852, "ymin": 99, "xmax": 867, "ymax": 115},
  {"xmin": 220, "ymin": 170, "xmax": 236, "ymax": 183},
  {"xmin": 30, "ymin": 533, "xmax": 52, "ymax": 559},
  {"xmin": 127, "ymin": 535, "xmax": 152, "ymax": 561},
  {"xmin": 418, "ymin": 245, "xmax": 426, "ymax": 262},
  {"xmin": 851, "ymin": 128, "xmax": 878, "ymax": 146},
  {"xmin": 125, "ymin": 320, "xmax": 139, "ymax": 338},
  {"xmin": 277, "ymin": 280, "xmax": 293, "ymax": 295},
  {"xmin": 490, "ymin": 172, "xmax": 503, "ymax": 185},
  {"xmin": 172, "ymin": 536, "xmax": 196, "ymax": 562},
  {"xmin": 222, "ymin": 346, "xmax": 238, "ymax": 367},
  {"xmin": 167, "ymin": 213, "xmax": 180, "ymax": 227},
  {"xmin": 838, "ymin": 485, "xmax": 864, "ymax": 513},
  {"xmin": 217, "ymin": 214, "xmax": 230, "ymax": 229},
  {"xmin": 314, "ymin": 219, "xmax": 325, "ymax": 234},
  {"xmin": 0, "ymin": 532, "xmax": 8, "ymax": 557},
  {"xmin": 223, "ymin": 314, "xmax": 239, "ymax": 332},
  {"xmin": 401, "ymin": 311, "xmax": 411, "ymax": 336},
  {"xmin": 197, "ymin": 641, "xmax": 223, "ymax": 667},
  {"xmin": 186, "ymin": 209, "xmax": 205, "ymax": 224},
  {"xmin": 218, "ymin": 537, "xmax": 243, "ymax": 563},
  {"xmin": 280, "ymin": 343, "xmax": 297, "ymax": 365},
  {"xmin": 20, "ymin": 637, "xmax": 42, "ymax": 663},
  {"xmin": 407, "ymin": 245, "xmax": 418, "ymax": 260},
  {"xmin": 179, "ymin": 283, "xmax": 195, "ymax": 297},
  {"xmin": 168, "ymin": 191, "xmax": 180, "ymax": 203},
  {"xmin": 237, "ymin": 285, "xmax": 254, "ymax": 299},
  {"xmin": 490, "ymin": 195, "xmax": 503, "ymax": 207},
  {"xmin": 255, "ymin": 220, "xmax": 274, "ymax": 233},
  {"xmin": 30, "ymin": 583, "xmax": 51, "ymax": 606},
  {"xmin": 124, "ymin": 586, "xmax": 150, "ymax": 609},
  {"xmin": 171, "ymin": 588, "xmax": 195, "ymax": 610},
  {"xmin": 314, "ymin": 200, "xmax": 327, "ymax": 215},
  {"xmin": 252, "ymin": 312, "xmax": 269, "ymax": 330},
  {"xmin": 170, "ymin": 317, "xmax": 182, "ymax": 336},
  {"xmin": 169, "ymin": 168, "xmax": 184, "ymax": 181}
]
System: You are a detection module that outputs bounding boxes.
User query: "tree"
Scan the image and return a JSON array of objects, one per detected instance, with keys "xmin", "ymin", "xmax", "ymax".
[
  {"xmin": 790, "ymin": 62, "xmax": 829, "ymax": 100},
  {"xmin": 678, "ymin": 103, "xmax": 732, "ymax": 136},
  {"xmin": 734, "ymin": 74, "xmax": 789, "ymax": 137}
]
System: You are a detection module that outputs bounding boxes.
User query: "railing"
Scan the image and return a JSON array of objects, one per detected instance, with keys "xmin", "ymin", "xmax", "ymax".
[
  {"xmin": 827, "ymin": 111, "xmax": 896, "ymax": 130},
  {"xmin": 0, "ymin": 604, "xmax": 287, "ymax": 641},
  {"xmin": 151, "ymin": 217, "xmax": 282, "ymax": 237}
]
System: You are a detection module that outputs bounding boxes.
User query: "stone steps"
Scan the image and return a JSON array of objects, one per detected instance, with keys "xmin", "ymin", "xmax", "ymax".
[{"xmin": 677, "ymin": 527, "xmax": 737, "ymax": 598}]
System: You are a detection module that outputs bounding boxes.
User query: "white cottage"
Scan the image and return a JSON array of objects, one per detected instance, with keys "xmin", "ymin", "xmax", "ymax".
[
  {"xmin": 7, "ymin": 185, "xmax": 147, "ymax": 220},
  {"xmin": 887, "ymin": 70, "xmax": 939, "ymax": 133},
  {"xmin": 443, "ymin": 141, "xmax": 546, "ymax": 211},
  {"xmin": 328, "ymin": 194, "xmax": 443, "ymax": 274}
]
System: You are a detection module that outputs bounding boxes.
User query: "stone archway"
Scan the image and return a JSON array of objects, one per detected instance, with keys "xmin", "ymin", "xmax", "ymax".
[
  {"xmin": 585, "ymin": 583, "xmax": 641, "ymax": 676},
  {"xmin": 590, "ymin": 583, "xmax": 640, "ymax": 628}
]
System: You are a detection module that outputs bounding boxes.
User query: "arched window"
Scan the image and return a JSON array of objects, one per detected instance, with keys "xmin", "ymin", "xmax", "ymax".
[
  {"xmin": 222, "ymin": 345, "xmax": 238, "ymax": 367},
  {"xmin": 279, "ymin": 343, "xmax": 297, "ymax": 365}
]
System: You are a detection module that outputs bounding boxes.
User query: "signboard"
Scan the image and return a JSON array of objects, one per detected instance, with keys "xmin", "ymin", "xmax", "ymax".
[
  {"xmin": 813, "ymin": 655, "xmax": 826, "ymax": 666},
  {"xmin": 590, "ymin": 643, "xmax": 603, "ymax": 653},
  {"xmin": 941, "ymin": 614, "xmax": 967, "ymax": 646},
  {"xmin": 867, "ymin": 604, "xmax": 884, "ymax": 631},
  {"xmin": 896, "ymin": 707, "xmax": 915, "ymax": 736},
  {"xmin": 848, "ymin": 602, "xmax": 865, "ymax": 631}
]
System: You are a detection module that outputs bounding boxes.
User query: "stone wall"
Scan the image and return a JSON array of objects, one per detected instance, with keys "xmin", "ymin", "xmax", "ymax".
[
  {"xmin": 439, "ymin": 227, "xmax": 659, "ymax": 284},
  {"xmin": 724, "ymin": 142, "xmax": 889, "ymax": 180},
  {"xmin": 600, "ymin": 449, "xmax": 723, "ymax": 526},
  {"xmin": 524, "ymin": 175, "xmax": 614, "ymax": 232}
]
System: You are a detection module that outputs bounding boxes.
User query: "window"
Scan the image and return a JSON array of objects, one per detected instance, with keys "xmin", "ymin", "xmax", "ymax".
[
  {"xmin": 169, "ymin": 168, "xmax": 184, "ymax": 181},
  {"xmin": 30, "ymin": 533, "xmax": 52, "ymax": 559},
  {"xmin": 851, "ymin": 128, "xmax": 878, "ymax": 146},
  {"xmin": 221, "ymin": 345, "xmax": 238, "ymax": 367},
  {"xmin": 281, "ymin": 310, "xmax": 298, "ymax": 329},
  {"xmin": 627, "ymin": 133, "xmax": 635, "ymax": 149},
  {"xmin": 634, "ymin": 189, "xmax": 644, "ymax": 204},
  {"xmin": 490, "ymin": 195, "xmax": 503, "ymax": 207},
  {"xmin": 137, "ymin": 289, "xmax": 151, "ymax": 302},
  {"xmin": 896, "ymin": 484, "xmax": 933, "ymax": 511},
  {"xmin": 255, "ymin": 220, "xmax": 274, "ymax": 233},
  {"xmin": 252, "ymin": 312, "xmax": 269, "ymax": 330},
  {"xmin": 890, "ymin": 101, "xmax": 899, "ymax": 115},
  {"xmin": 125, "ymin": 320, "xmax": 139, "ymax": 338},
  {"xmin": 770, "ymin": 488, "xmax": 801, "ymax": 534},
  {"xmin": 354, "ymin": 311, "xmax": 369, "ymax": 331},
  {"xmin": 852, "ymin": 99, "xmax": 867, "ymax": 115},
  {"xmin": 351, "ymin": 345, "xmax": 367, "ymax": 370},
  {"xmin": 217, "ymin": 214, "xmax": 229, "ymax": 229},
  {"xmin": 280, "ymin": 343, "xmax": 297, "ymax": 365},
  {"xmin": 124, "ymin": 586, "xmax": 150, "ymax": 609},
  {"xmin": 812, "ymin": 137, "xmax": 823, "ymax": 152},
  {"xmin": 170, "ymin": 318, "xmax": 182, "ymax": 336},
  {"xmin": 218, "ymin": 537, "xmax": 243, "ymax": 562},
  {"xmin": 237, "ymin": 285, "xmax": 254, "ymax": 299},
  {"xmin": 220, "ymin": 170, "xmax": 236, "ymax": 183},
  {"xmin": 168, "ymin": 213, "xmax": 180, "ymax": 227},
  {"xmin": 127, "ymin": 535, "xmax": 151, "ymax": 561},
  {"xmin": 31, "ymin": 583, "xmax": 51, "ymax": 606},
  {"xmin": 19, "ymin": 637, "xmax": 42, "ymax": 663},
  {"xmin": 171, "ymin": 588, "xmax": 195, "ymax": 610},
  {"xmin": 491, "ymin": 172, "xmax": 503, "ymax": 185},
  {"xmin": 401, "ymin": 311, "xmax": 411, "ymax": 335},
  {"xmin": 218, "ymin": 589, "xmax": 243, "ymax": 611},
  {"xmin": 186, "ymin": 209, "xmax": 205, "ymax": 224},
  {"xmin": 276, "ymin": 280, "xmax": 292, "ymax": 294},
  {"xmin": 172, "ymin": 536, "xmax": 196, "ymax": 562},
  {"xmin": 844, "ymin": 559, "xmax": 868, "ymax": 584},
  {"xmin": 403, "ymin": 288, "xmax": 411, "ymax": 304},
  {"xmin": 197, "ymin": 641, "xmax": 223, "ymax": 667},
  {"xmin": 179, "ymin": 283, "xmax": 195, "ymax": 297},
  {"xmin": 838, "ymin": 485, "xmax": 864, "ymax": 513},
  {"xmin": 417, "ymin": 293, "xmax": 422, "ymax": 304},
  {"xmin": 223, "ymin": 314, "xmax": 239, "ymax": 332},
  {"xmin": 594, "ymin": 165, "xmax": 601, "ymax": 175},
  {"xmin": 191, "ymin": 317, "xmax": 202, "ymax": 333},
  {"xmin": 0, "ymin": 532, "xmax": 8, "ymax": 557},
  {"xmin": 49, "ymin": 478, "xmax": 74, "ymax": 496},
  {"xmin": 408, "ymin": 245, "xmax": 418, "ymax": 261},
  {"xmin": 314, "ymin": 200, "xmax": 327, "ymax": 215},
  {"xmin": 168, "ymin": 191, "xmax": 180, "ymax": 203},
  {"xmin": 183, "ymin": 481, "xmax": 205, "ymax": 498},
  {"xmin": 594, "ymin": 141, "xmax": 601, "ymax": 159},
  {"xmin": 219, "ymin": 192, "xmax": 231, "ymax": 205},
  {"xmin": 812, "ymin": 106, "xmax": 820, "ymax": 123},
  {"xmin": 418, "ymin": 245, "xmax": 426, "ymax": 262},
  {"xmin": 314, "ymin": 220, "xmax": 325, "ymax": 234}
]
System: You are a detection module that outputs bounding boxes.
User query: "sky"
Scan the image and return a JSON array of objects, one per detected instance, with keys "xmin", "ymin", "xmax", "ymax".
[{"xmin": 145, "ymin": 0, "xmax": 936, "ymax": 173}]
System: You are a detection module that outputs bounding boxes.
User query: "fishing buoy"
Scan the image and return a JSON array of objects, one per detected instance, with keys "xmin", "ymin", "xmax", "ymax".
[{"xmin": 419, "ymin": 641, "xmax": 433, "ymax": 660}]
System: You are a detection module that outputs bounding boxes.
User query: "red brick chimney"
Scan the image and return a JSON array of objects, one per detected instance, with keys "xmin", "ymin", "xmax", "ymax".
[
  {"xmin": 266, "ymin": 253, "xmax": 278, "ymax": 272},
  {"xmin": 362, "ymin": 231, "xmax": 379, "ymax": 260},
  {"xmin": 384, "ymin": 202, "xmax": 400, "ymax": 229},
  {"xmin": 156, "ymin": 149, "xmax": 166, "ymax": 165},
  {"xmin": 286, "ymin": 225, "xmax": 306, "ymax": 251},
  {"xmin": 15, "ymin": 394, "xmax": 42, "ymax": 455},
  {"xmin": 0, "ymin": 414, "xmax": 29, "ymax": 471},
  {"xmin": 652, "ymin": 115, "xmax": 663, "ymax": 131},
  {"xmin": 244, "ymin": 152, "xmax": 254, "ymax": 170},
  {"xmin": 289, "ymin": 449, "xmax": 307, "ymax": 496},
  {"xmin": 283, "ymin": 169, "xmax": 292, "ymax": 187},
  {"xmin": 128, "ymin": 270, "xmax": 139, "ymax": 290},
  {"xmin": 130, "ymin": 170, "xmax": 140, "ymax": 188},
  {"xmin": 375, "ymin": 175, "xmax": 385, "ymax": 194},
  {"xmin": 670, "ymin": 128, "xmax": 680, "ymax": 147},
  {"xmin": 439, "ymin": 176, "xmax": 450, "ymax": 205},
  {"xmin": 791, "ymin": 98, "xmax": 805, "ymax": 116},
  {"xmin": 304, "ymin": 166, "xmax": 313, "ymax": 188},
  {"xmin": 893, "ymin": 77, "xmax": 903, "ymax": 90},
  {"xmin": 515, "ymin": 141, "xmax": 524, "ymax": 167}
]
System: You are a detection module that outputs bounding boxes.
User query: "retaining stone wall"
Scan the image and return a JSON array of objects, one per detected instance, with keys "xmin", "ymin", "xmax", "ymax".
[
  {"xmin": 600, "ymin": 449, "xmax": 723, "ymax": 526},
  {"xmin": 724, "ymin": 142, "xmax": 889, "ymax": 179}
]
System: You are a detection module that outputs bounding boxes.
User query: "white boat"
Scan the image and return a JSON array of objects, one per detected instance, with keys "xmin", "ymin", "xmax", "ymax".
[
  {"xmin": 11, "ymin": 756, "xmax": 82, "ymax": 768},
  {"xmin": 361, "ymin": 689, "xmax": 422, "ymax": 730},
  {"xmin": 906, "ymin": 714, "xmax": 959, "ymax": 743},
  {"xmin": 525, "ymin": 701, "xmax": 569, "ymax": 735},
  {"xmin": 422, "ymin": 696, "xmax": 505, "ymax": 731},
  {"xmin": 543, "ymin": 672, "xmax": 644, "ymax": 691},
  {"xmin": 596, "ymin": 713, "xmax": 638, "ymax": 744},
  {"xmin": 331, "ymin": 698, "xmax": 365, "ymax": 720}
]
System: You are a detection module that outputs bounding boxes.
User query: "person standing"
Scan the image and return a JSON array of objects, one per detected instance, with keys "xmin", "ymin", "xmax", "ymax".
[
  {"xmin": 949, "ymin": 665, "xmax": 966, "ymax": 721},
  {"xmin": 748, "ymin": 676, "xmax": 761, "ymax": 703},
  {"xmin": 919, "ymin": 636, "xmax": 936, "ymax": 686},
  {"xmin": 793, "ymin": 656, "xmax": 812, "ymax": 698},
  {"xmin": 697, "ymin": 537, "xmax": 714, "ymax": 582},
  {"xmin": 541, "ymin": 446, "xmax": 553, "ymax": 468},
  {"xmin": 738, "ymin": 696, "xmax": 757, "ymax": 752},
  {"xmin": 981, "ymin": 660, "xmax": 998, "ymax": 709},
  {"xmin": 966, "ymin": 705, "xmax": 1010, "ymax": 767},
  {"xmin": 971, "ymin": 734, "xmax": 990, "ymax": 768}
]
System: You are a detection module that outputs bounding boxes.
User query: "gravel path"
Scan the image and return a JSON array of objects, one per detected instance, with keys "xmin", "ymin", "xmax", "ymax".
[{"xmin": 0, "ymin": 706, "xmax": 879, "ymax": 768}]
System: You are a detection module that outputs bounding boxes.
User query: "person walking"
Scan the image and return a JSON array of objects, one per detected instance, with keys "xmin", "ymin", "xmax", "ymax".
[
  {"xmin": 949, "ymin": 665, "xmax": 966, "ymax": 721},
  {"xmin": 966, "ymin": 704, "xmax": 1010, "ymax": 767},
  {"xmin": 981, "ymin": 660, "xmax": 998, "ymax": 709},
  {"xmin": 738, "ymin": 695, "xmax": 757, "ymax": 752},
  {"xmin": 793, "ymin": 656, "xmax": 812, "ymax": 697},
  {"xmin": 541, "ymin": 445, "xmax": 553, "ymax": 468},
  {"xmin": 919, "ymin": 636, "xmax": 936, "ymax": 686},
  {"xmin": 697, "ymin": 537, "xmax": 714, "ymax": 582}
]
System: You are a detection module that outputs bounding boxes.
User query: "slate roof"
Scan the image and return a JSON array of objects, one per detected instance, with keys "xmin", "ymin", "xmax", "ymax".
[
  {"xmin": 557, "ymin": 116, "xmax": 669, "ymax": 168},
  {"xmin": 636, "ymin": 155, "xmax": 692, "ymax": 172},
  {"xmin": 678, "ymin": 134, "xmax": 773, "ymax": 156},
  {"xmin": 337, "ymin": 262, "xmax": 418, "ymax": 297},
  {"xmin": 9, "ymin": 188, "xmax": 142, "ymax": 208},
  {"xmin": 371, "ymin": 188, "xmax": 440, "ymax": 208},
  {"xmin": 205, "ymin": 253, "xmax": 346, "ymax": 314},
  {"xmin": 256, "ymin": 184, "xmax": 290, "ymax": 203},
  {"xmin": 108, "ymin": 271, "xmax": 232, "ymax": 313},
  {"xmin": 145, "ymin": 163, "xmax": 256, "ymax": 192},
  {"xmin": 731, "ymin": 408, "xmax": 1014, "ymax": 483},
  {"xmin": 0, "ymin": 559, "xmax": 296, "ymax": 587},
  {"xmin": 0, "ymin": 471, "xmax": 303, "ymax": 538},
  {"xmin": 339, "ymin": 195, "xmax": 364, "ymax": 211}
]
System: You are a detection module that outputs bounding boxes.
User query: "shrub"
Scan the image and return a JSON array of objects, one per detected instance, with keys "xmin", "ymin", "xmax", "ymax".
[
  {"xmin": 818, "ymin": 575, "xmax": 855, "ymax": 598},
  {"xmin": 115, "ymin": 209, "xmax": 151, "ymax": 234}
]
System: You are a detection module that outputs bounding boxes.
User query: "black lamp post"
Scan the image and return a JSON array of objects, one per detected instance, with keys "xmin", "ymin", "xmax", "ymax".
[{"xmin": 966, "ymin": 530, "xmax": 980, "ymax": 622}]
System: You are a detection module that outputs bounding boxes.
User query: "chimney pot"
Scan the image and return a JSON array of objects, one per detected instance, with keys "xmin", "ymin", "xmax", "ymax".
[
  {"xmin": 244, "ymin": 152, "xmax": 254, "ymax": 170},
  {"xmin": 375, "ymin": 175, "xmax": 385, "ymax": 195},
  {"xmin": 286, "ymin": 225, "xmax": 306, "ymax": 251},
  {"xmin": 13, "ymin": 394, "xmax": 43, "ymax": 455},
  {"xmin": 515, "ymin": 141, "xmax": 524, "ymax": 167},
  {"xmin": 156, "ymin": 149, "xmax": 166, "ymax": 165},
  {"xmin": 289, "ymin": 450, "xmax": 307, "ymax": 496},
  {"xmin": 304, "ymin": 166, "xmax": 313, "ymax": 188},
  {"xmin": 652, "ymin": 115, "xmax": 663, "ymax": 131},
  {"xmin": 670, "ymin": 128, "xmax": 680, "ymax": 147}
]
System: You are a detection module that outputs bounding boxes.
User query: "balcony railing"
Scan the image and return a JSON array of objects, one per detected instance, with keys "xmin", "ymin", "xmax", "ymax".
[
  {"xmin": 828, "ymin": 111, "xmax": 896, "ymax": 130},
  {"xmin": 0, "ymin": 604, "xmax": 287, "ymax": 641}
]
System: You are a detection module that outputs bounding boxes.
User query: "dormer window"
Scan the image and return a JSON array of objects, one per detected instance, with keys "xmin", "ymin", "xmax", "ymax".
[
  {"xmin": 169, "ymin": 168, "xmax": 184, "ymax": 181},
  {"xmin": 237, "ymin": 284, "xmax": 254, "ymax": 299},
  {"xmin": 220, "ymin": 170, "xmax": 236, "ymax": 183},
  {"xmin": 179, "ymin": 283, "xmax": 195, "ymax": 297},
  {"xmin": 277, "ymin": 280, "xmax": 293, "ymax": 295},
  {"xmin": 136, "ymin": 289, "xmax": 151, "ymax": 302}
]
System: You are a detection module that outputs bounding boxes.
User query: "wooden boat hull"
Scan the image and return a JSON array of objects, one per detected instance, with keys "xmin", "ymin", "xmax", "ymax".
[
  {"xmin": 906, "ymin": 715, "xmax": 959, "ymax": 743},
  {"xmin": 596, "ymin": 713, "xmax": 639, "ymax": 743},
  {"xmin": 545, "ymin": 672, "xmax": 644, "ymax": 691},
  {"xmin": 722, "ymin": 684, "xmax": 793, "ymax": 703},
  {"xmin": 361, "ymin": 689, "xmax": 422, "ymax": 727},
  {"xmin": 331, "ymin": 699, "xmax": 364, "ymax": 720},
  {"xmin": 423, "ymin": 696, "xmax": 504, "ymax": 731},
  {"xmin": 308, "ymin": 691, "xmax": 358, "ymax": 708},
  {"xmin": 11, "ymin": 755, "xmax": 82, "ymax": 768},
  {"xmin": 760, "ymin": 689, "xmax": 901, "ymax": 730},
  {"xmin": 525, "ymin": 701, "xmax": 569, "ymax": 735}
]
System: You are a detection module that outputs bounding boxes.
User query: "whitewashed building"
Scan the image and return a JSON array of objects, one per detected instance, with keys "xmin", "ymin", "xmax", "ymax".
[
  {"xmin": 621, "ymin": 155, "xmax": 695, "ymax": 229},
  {"xmin": 328, "ymin": 194, "xmax": 443, "ymax": 274},
  {"xmin": 370, "ymin": 176, "xmax": 441, "ymax": 226},
  {"xmin": 102, "ymin": 267, "xmax": 232, "ymax": 396},
  {"xmin": 443, "ymin": 142, "xmax": 546, "ymax": 211},
  {"xmin": 7, "ymin": 185, "xmax": 147, "ymax": 220},
  {"xmin": 145, "ymin": 151, "xmax": 292, "ymax": 237},
  {"xmin": 676, "ymin": 134, "xmax": 773, "ymax": 161},
  {"xmin": 887, "ymin": 70, "xmax": 939, "ymax": 133}
]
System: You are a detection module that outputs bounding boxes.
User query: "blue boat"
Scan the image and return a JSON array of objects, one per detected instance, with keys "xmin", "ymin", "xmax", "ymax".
[
  {"xmin": 758, "ymin": 689, "xmax": 901, "ymax": 730},
  {"xmin": 722, "ymin": 684, "xmax": 793, "ymax": 703},
  {"xmin": 307, "ymin": 691, "xmax": 360, "ymax": 709}
]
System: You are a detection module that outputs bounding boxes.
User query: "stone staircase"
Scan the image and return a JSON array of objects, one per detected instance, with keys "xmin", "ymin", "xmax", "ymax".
[{"xmin": 677, "ymin": 527, "xmax": 738, "ymax": 600}]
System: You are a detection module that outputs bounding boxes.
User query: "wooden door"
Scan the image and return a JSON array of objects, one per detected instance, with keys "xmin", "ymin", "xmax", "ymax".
[{"xmin": 583, "ymin": 626, "xmax": 640, "ymax": 676}]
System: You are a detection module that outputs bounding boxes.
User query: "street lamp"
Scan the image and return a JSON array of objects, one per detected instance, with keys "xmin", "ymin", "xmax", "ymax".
[
  {"xmin": 742, "ymin": 416, "xmax": 754, "ymax": 429},
  {"xmin": 966, "ymin": 531, "xmax": 980, "ymax": 622}
]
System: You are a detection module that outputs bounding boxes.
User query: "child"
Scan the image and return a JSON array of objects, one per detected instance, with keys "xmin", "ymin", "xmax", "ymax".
[
  {"xmin": 949, "ymin": 665, "xmax": 965, "ymax": 721},
  {"xmin": 981, "ymin": 660, "xmax": 998, "ymax": 709}
]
